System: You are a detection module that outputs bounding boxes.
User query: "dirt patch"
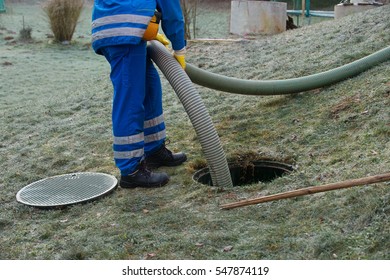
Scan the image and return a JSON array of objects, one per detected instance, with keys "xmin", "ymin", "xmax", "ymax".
[{"xmin": 330, "ymin": 96, "xmax": 361, "ymax": 119}]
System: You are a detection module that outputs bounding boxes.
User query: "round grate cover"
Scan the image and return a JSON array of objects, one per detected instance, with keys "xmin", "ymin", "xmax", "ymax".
[{"xmin": 16, "ymin": 172, "xmax": 118, "ymax": 208}]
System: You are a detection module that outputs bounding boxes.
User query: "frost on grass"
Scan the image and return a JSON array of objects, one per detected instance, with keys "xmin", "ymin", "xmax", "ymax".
[{"xmin": 0, "ymin": 3, "xmax": 389, "ymax": 260}]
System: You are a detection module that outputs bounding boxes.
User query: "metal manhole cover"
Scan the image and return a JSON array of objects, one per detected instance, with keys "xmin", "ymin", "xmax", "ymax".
[{"xmin": 16, "ymin": 172, "xmax": 118, "ymax": 208}]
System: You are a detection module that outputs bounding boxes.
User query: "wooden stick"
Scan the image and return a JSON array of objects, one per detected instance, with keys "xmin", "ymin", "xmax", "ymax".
[{"xmin": 220, "ymin": 172, "xmax": 390, "ymax": 210}]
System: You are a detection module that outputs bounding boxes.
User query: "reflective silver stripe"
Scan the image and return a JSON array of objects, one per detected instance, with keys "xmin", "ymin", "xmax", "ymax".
[
  {"xmin": 114, "ymin": 148, "xmax": 144, "ymax": 159},
  {"xmin": 92, "ymin": 27, "xmax": 145, "ymax": 42},
  {"xmin": 114, "ymin": 132, "xmax": 144, "ymax": 145},
  {"xmin": 144, "ymin": 114, "xmax": 164, "ymax": 129},
  {"xmin": 92, "ymin": 14, "xmax": 151, "ymax": 29},
  {"xmin": 145, "ymin": 130, "xmax": 166, "ymax": 143}
]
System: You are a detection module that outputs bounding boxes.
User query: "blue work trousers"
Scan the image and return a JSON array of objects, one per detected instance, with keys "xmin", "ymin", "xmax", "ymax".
[{"xmin": 102, "ymin": 42, "xmax": 166, "ymax": 175}]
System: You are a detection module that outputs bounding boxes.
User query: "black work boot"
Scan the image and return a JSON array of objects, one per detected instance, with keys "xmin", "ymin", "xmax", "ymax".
[
  {"xmin": 145, "ymin": 142, "xmax": 187, "ymax": 169},
  {"xmin": 120, "ymin": 161, "xmax": 169, "ymax": 188}
]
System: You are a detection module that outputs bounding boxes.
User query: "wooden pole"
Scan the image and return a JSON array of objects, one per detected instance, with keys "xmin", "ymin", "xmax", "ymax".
[{"xmin": 220, "ymin": 172, "xmax": 390, "ymax": 210}]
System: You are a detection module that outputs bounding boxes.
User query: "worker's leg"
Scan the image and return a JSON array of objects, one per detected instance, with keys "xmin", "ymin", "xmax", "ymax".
[
  {"xmin": 103, "ymin": 43, "xmax": 147, "ymax": 176},
  {"xmin": 143, "ymin": 53, "xmax": 187, "ymax": 169}
]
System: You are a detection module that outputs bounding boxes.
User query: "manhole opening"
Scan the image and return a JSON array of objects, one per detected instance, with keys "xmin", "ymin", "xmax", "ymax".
[{"xmin": 193, "ymin": 160, "xmax": 293, "ymax": 187}]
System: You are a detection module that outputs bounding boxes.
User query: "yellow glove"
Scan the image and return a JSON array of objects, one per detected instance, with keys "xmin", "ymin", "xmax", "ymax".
[
  {"xmin": 155, "ymin": 33, "xmax": 170, "ymax": 47},
  {"xmin": 142, "ymin": 11, "xmax": 161, "ymax": 41},
  {"xmin": 174, "ymin": 48, "xmax": 186, "ymax": 69}
]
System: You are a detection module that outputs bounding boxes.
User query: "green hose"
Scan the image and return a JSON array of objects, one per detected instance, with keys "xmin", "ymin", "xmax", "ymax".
[
  {"xmin": 185, "ymin": 46, "xmax": 390, "ymax": 95},
  {"xmin": 149, "ymin": 43, "xmax": 389, "ymax": 188}
]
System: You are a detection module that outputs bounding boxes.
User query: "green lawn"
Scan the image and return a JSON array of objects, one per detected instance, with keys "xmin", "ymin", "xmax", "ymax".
[{"xmin": 0, "ymin": 2, "xmax": 389, "ymax": 260}]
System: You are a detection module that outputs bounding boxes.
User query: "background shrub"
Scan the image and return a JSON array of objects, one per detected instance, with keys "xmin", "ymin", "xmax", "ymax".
[
  {"xmin": 43, "ymin": 0, "xmax": 83, "ymax": 43},
  {"xmin": 181, "ymin": 0, "xmax": 199, "ymax": 39}
]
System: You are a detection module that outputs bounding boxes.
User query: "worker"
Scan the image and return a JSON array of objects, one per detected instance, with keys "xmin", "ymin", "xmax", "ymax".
[{"xmin": 91, "ymin": 0, "xmax": 187, "ymax": 188}]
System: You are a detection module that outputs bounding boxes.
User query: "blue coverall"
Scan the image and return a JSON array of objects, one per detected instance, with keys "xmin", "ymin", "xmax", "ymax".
[{"xmin": 92, "ymin": 0, "xmax": 186, "ymax": 176}]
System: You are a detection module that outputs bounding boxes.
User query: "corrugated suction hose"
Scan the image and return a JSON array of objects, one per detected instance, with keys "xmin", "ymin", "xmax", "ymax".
[
  {"xmin": 148, "ymin": 41, "xmax": 389, "ymax": 188},
  {"xmin": 147, "ymin": 40, "xmax": 233, "ymax": 188}
]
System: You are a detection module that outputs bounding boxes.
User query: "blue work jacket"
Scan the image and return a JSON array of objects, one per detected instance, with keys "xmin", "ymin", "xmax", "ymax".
[{"xmin": 92, "ymin": 0, "xmax": 186, "ymax": 54}]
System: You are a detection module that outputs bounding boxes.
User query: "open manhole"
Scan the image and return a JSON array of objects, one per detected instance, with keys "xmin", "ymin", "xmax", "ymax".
[
  {"xmin": 193, "ymin": 160, "xmax": 293, "ymax": 187},
  {"xmin": 16, "ymin": 172, "xmax": 118, "ymax": 208}
]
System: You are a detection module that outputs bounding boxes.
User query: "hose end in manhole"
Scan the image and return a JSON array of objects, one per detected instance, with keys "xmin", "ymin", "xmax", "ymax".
[{"xmin": 193, "ymin": 160, "xmax": 293, "ymax": 187}]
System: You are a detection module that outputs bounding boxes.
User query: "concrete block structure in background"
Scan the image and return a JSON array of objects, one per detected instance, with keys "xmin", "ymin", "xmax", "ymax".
[{"xmin": 230, "ymin": 1, "xmax": 287, "ymax": 35}]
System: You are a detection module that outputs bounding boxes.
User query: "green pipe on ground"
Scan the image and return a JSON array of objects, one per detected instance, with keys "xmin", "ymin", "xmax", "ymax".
[{"xmin": 185, "ymin": 46, "xmax": 390, "ymax": 96}]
